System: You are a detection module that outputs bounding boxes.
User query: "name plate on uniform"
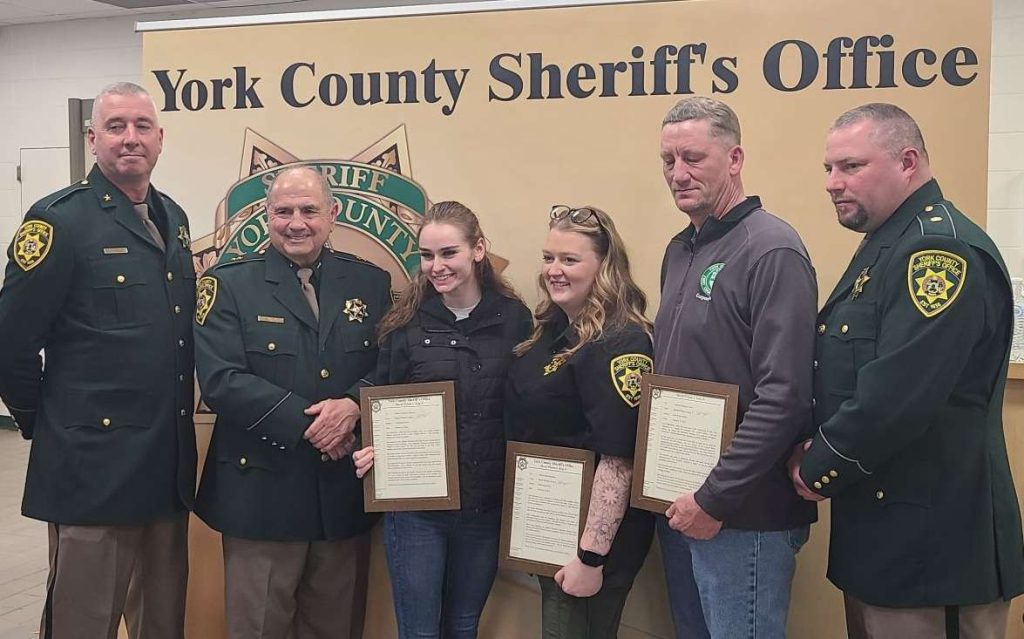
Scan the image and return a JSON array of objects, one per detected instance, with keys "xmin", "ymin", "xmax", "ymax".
[
  {"xmin": 360, "ymin": 381, "xmax": 460, "ymax": 512},
  {"xmin": 630, "ymin": 374, "xmax": 739, "ymax": 514},
  {"xmin": 499, "ymin": 442, "xmax": 595, "ymax": 577}
]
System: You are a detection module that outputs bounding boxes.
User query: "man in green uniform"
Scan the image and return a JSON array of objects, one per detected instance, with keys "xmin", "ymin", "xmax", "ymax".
[
  {"xmin": 789, "ymin": 103, "xmax": 1024, "ymax": 637},
  {"xmin": 194, "ymin": 166, "xmax": 391, "ymax": 639},
  {"xmin": 0, "ymin": 82, "xmax": 197, "ymax": 639}
]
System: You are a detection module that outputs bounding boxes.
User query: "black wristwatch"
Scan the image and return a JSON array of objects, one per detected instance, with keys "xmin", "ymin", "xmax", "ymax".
[{"xmin": 577, "ymin": 546, "xmax": 608, "ymax": 567}]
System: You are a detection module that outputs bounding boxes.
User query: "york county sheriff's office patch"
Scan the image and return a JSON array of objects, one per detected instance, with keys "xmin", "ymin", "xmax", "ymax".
[
  {"xmin": 907, "ymin": 250, "xmax": 966, "ymax": 318},
  {"xmin": 195, "ymin": 276, "xmax": 218, "ymax": 326},
  {"xmin": 12, "ymin": 220, "xmax": 53, "ymax": 271},
  {"xmin": 610, "ymin": 353, "xmax": 653, "ymax": 408}
]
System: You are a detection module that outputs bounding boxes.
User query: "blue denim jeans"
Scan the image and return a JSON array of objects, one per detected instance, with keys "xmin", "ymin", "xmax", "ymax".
[
  {"xmin": 667, "ymin": 523, "xmax": 810, "ymax": 639},
  {"xmin": 657, "ymin": 517, "xmax": 711, "ymax": 639},
  {"xmin": 384, "ymin": 509, "xmax": 501, "ymax": 639}
]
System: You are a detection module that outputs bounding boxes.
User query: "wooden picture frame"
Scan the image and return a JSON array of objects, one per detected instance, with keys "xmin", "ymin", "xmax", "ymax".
[
  {"xmin": 360, "ymin": 381, "xmax": 460, "ymax": 512},
  {"xmin": 630, "ymin": 374, "xmax": 740, "ymax": 514},
  {"xmin": 499, "ymin": 442, "xmax": 596, "ymax": 577}
]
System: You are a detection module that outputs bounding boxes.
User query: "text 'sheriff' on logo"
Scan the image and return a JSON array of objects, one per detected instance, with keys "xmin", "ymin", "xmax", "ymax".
[
  {"xmin": 907, "ymin": 249, "xmax": 967, "ymax": 318},
  {"xmin": 610, "ymin": 353, "xmax": 653, "ymax": 408},
  {"xmin": 187, "ymin": 126, "xmax": 512, "ymax": 416},
  {"xmin": 188, "ymin": 126, "xmax": 426, "ymax": 282}
]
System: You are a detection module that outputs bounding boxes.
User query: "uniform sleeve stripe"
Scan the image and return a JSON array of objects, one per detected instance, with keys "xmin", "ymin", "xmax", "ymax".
[
  {"xmin": 818, "ymin": 426, "xmax": 872, "ymax": 475},
  {"xmin": 247, "ymin": 392, "xmax": 291, "ymax": 431}
]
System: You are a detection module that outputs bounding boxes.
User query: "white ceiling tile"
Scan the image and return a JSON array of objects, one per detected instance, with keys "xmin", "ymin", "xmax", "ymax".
[
  {"xmin": 6, "ymin": 0, "xmax": 116, "ymax": 13},
  {"xmin": 0, "ymin": 2, "xmax": 50, "ymax": 19}
]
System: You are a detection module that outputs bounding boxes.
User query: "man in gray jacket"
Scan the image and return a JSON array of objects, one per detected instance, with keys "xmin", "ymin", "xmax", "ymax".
[{"xmin": 654, "ymin": 96, "xmax": 818, "ymax": 639}]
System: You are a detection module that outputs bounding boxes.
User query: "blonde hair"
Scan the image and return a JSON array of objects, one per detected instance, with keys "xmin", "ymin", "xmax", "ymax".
[
  {"xmin": 376, "ymin": 201, "xmax": 520, "ymax": 341},
  {"xmin": 514, "ymin": 206, "xmax": 651, "ymax": 360}
]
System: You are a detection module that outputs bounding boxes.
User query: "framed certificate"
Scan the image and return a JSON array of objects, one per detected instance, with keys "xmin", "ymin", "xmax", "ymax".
[
  {"xmin": 360, "ymin": 381, "xmax": 460, "ymax": 512},
  {"xmin": 630, "ymin": 374, "xmax": 740, "ymax": 514},
  {"xmin": 499, "ymin": 442, "xmax": 595, "ymax": 577}
]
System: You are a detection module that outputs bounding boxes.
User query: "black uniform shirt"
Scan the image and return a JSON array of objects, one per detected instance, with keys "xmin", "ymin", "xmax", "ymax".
[
  {"xmin": 504, "ymin": 310, "xmax": 656, "ymax": 586},
  {"xmin": 505, "ymin": 311, "xmax": 652, "ymax": 458}
]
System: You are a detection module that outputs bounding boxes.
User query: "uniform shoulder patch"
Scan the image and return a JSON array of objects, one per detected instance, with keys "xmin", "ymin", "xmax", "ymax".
[
  {"xmin": 195, "ymin": 276, "xmax": 218, "ymax": 326},
  {"xmin": 12, "ymin": 220, "xmax": 54, "ymax": 271},
  {"xmin": 907, "ymin": 249, "xmax": 967, "ymax": 318},
  {"xmin": 610, "ymin": 353, "xmax": 653, "ymax": 408}
]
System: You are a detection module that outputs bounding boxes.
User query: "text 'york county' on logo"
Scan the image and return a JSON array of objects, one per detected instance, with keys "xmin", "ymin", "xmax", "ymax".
[{"xmin": 907, "ymin": 249, "xmax": 966, "ymax": 318}]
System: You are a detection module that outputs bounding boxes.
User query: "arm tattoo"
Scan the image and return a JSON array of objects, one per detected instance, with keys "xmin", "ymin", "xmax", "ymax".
[{"xmin": 580, "ymin": 456, "xmax": 633, "ymax": 554}]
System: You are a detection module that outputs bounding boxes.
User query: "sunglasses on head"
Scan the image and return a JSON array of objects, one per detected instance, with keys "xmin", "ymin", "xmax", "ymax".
[{"xmin": 550, "ymin": 205, "xmax": 600, "ymax": 226}]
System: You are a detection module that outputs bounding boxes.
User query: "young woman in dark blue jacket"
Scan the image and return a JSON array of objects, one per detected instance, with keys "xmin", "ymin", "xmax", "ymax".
[{"xmin": 353, "ymin": 201, "xmax": 532, "ymax": 639}]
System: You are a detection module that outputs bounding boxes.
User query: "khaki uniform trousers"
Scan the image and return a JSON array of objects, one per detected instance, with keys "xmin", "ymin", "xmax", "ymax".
[
  {"xmin": 223, "ymin": 533, "xmax": 371, "ymax": 639},
  {"xmin": 845, "ymin": 593, "xmax": 1012, "ymax": 639},
  {"xmin": 41, "ymin": 512, "xmax": 189, "ymax": 639}
]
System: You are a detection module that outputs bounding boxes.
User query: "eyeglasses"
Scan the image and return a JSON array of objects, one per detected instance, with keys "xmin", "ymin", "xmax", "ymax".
[{"xmin": 550, "ymin": 205, "xmax": 599, "ymax": 225}]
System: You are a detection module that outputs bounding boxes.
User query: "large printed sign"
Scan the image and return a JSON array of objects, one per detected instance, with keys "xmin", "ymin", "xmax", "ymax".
[{"xmin": 145, "ymin": 0, "xmax": 991, "ymax": 311}]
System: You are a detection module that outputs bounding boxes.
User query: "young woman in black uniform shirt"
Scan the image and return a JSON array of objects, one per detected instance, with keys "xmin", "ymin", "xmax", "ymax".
[{"xmin": 505, "ymin": 206, "xmax": 655, "ymax": 638}]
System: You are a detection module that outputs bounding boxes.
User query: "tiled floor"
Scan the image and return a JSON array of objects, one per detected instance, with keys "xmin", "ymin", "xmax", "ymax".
[{"xmin": 0, "ymin": 428, "xmax": 46, "ymax": 639}]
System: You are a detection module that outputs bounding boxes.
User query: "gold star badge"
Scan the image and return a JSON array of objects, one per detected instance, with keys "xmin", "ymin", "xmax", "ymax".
[
  {"xmin": 12, "ymin": 220, "xmax": 53, "ymax": 271},
  {"xmin": 344, "ymin": 298, "xmax": 368, "ymax": 322},
  {"xmin": 618, "ymin": 367, "xmax": 643, "ymax": 396},
  {"xmin": 915, "ymin": 268, "xmax": 953, "ymax": 303},
  {"xmin": 850, "ymin": 267, "xmax": 871, "ymax": 300},
  {"xmin": 543, "ymin": 354, "xmax": 566, "ymax": 376},
  {"xmin": 907, "ymin": 250, "xmax": 966, "ymax": 317},
  {"xmin": 177, "ymin": 225, "xmax": 191, "ymax": 250}
]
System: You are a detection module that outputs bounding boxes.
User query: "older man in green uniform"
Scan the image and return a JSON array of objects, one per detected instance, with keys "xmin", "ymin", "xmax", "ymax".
[
  {"xmin": 194, "ymin": 166, "xmax": 391, "ymax": 639},
  {"xmin": 789, "ymin": 103, "xmax": 1024, "ymax": 638},
  {"xmin": 0, "ymin": 82, "xmax": 197, "ymax": 639}
]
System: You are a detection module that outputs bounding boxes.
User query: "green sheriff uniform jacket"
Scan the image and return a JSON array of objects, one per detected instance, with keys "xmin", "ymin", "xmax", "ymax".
[
  {"xmin": 194, "ymin": 245, "xmax": 391, "ymax": 541},
  {"xmin": 800, "ymin": 179, "xmax": 1024, "ymax": 607},
  {"xmin": 0, "ymin": 165, "xmax": 198, "ymax": 525}
]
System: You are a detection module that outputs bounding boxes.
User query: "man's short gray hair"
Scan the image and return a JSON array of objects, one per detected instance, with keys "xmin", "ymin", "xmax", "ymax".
[
  {"xmin": 91, "ymin": 82, "xmax": 153, "ymax": 125},
  {"xmin": 831, "ymin": 103, "xmax": 929, "ymax": 161},
  {"xmin": 662, "ymin": 96, "xmax": 742, "ymax": 146},
  {"xmin": 266, "ymin": 165, "xmax": 334, "ymax": 211}
]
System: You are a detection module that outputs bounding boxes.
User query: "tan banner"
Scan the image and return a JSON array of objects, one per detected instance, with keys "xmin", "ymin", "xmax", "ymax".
[{"xmin": 142, "ymin": 1, "xmax": 999, "ymax": 636}]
